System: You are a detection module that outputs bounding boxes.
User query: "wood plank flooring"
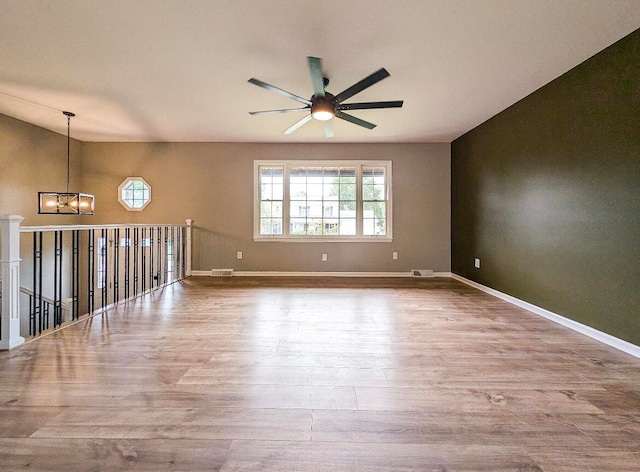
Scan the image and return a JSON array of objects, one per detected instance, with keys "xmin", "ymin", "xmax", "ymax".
[{"xmin": 1, "ymin": 276, "xmax": 639, "ymax": 471}]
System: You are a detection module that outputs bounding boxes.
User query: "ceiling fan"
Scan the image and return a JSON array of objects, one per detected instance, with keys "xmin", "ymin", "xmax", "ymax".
[{"xmin": 248, "ymin": 57, "xmax": 403, "ymax": 137}]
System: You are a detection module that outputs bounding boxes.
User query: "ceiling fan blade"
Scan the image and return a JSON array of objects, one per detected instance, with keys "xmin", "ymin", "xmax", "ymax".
[
  {"xmin": 283, "ymin": 114, "xmax": 313, "ymax": 135},
  {"xmin": 248, "ymin": 78, "xmax": 311, "ymax": 105},
  {"xmin": 308, "ymin": 57, "xmax": 325, "ymax": 98},
  {"xmin": 333, "ymin": 68, "xmax": 390, "ymax": 104},
  {"xmin": 249, "ymin": 107, "xmax": 310, "ymax": 116},
  {"xmin": 335, "ymin": 110, "xmax": 377, "ymax": 130},
  {"xmin": 338, "ymin": 100, "xmax": 403, "ymax": 111},
  {"xmin": 324, "ymin": 121, "xmax": 334, "ymax": 138}
]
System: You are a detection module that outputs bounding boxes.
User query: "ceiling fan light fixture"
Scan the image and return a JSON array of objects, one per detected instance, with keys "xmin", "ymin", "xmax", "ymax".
[{"xmin": 311, "ymin": 100, "xmax": 334, "ymax": 121}]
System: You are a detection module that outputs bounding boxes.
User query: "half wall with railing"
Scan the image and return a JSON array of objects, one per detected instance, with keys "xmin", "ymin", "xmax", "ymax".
[{"xmin": 1, "ymin": 215, "xmax": 192, "ymax": 349}]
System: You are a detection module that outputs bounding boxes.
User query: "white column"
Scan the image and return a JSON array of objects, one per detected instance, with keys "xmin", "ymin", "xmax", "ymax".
[
  {"xmin": 185, "ymin": 219, "xmax": 193, "ymax": 277},
  {"xmin": 0, "ymin": 215, "xmax": 25, "ymax": 350}
]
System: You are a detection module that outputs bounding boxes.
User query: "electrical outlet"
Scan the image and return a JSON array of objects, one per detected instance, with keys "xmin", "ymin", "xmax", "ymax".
[
  {"xmin": 474, "ymin": 258, "xmax": 480, "ymax": 269},
  {"xmin": 322, "ymin": 253, "xmax": 328, "ymax": 262},
  {"xmin": 392, "ymin": 252, "xmax": 398, "ymax": 260},
  {"xmin": 236, "ymin": 251, "xmax": 243, "ymax": 260}
]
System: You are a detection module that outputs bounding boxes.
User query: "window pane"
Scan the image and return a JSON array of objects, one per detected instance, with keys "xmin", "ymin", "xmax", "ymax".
[
  {"xmin": 261, "ymin": 218, "xmax": 282, "ymax": 235},
  {"xmin": 290, "ymin": 218, "xmax": 307, "ymax": 235},
  {"xmin": 260, "ymin": 201, "xmax": 273, "ymax": 217},
  {"xmin": 260, "ymin": 184, "xmax": 272, "ymax": 200},
  {"xmin": 259, "ymin": 166, "xmax": 283, "ymax": 235},
  {"xmin": 290, "ymin": 201, "xmax": 307, "ymax": 217},
  {"xmin": 324, "ymin": 219, "xmax": 339, "ymax": 235},
  {"xmin": 119, "ymin": 177, "xmax": 151, "ymax": 211},
  {"xmin": 373, "ymin": 202, "xmax": 386, "ymax": 218},
  {"xmin": 272, "ymin": 183, "xmax": 283, "ymax": 200},
  {"xmin": 363, "ymin": 218, "xmax": 375, "ymax": 235},
  {"xmin": 363, "ymin": 217, "xmax": 386, "ymax": 236},
  {"xmin": 339, "ymin": 219, "xmax": 356, "ymax": 235},
  {"xmin": 363, "ymin": 200, "xmax": 387, "ymax": 236},
  {"xmin": 362, "ymin": 219, "xmax": 386, "ymax": 236},
  {"xmin": 308, "ymin": 202, "xmax": 323, "ymax": 217},
  {"xmin": 307, "ymin": 183, "xmax": 322, "ymax": 200},
  {"xmin": 256, "ymin": 161, "xmax": 390, "ymax": 239},
  {"xmin": 307, "ymin": 218, "xmax": 323, "ymax": 235}
]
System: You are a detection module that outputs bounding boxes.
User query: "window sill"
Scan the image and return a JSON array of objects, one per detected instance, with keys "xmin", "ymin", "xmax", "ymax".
[{"xmin": 253, "ymin": 236, "xmax": 393, "ymax": 243}]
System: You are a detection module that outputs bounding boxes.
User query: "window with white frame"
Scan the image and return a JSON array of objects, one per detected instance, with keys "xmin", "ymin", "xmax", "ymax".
[
  {"xmin": 254, "ymin": 161, "xmax": 392, "ymax": 241},
  {"xmin": 118, "ymin": 177, "xmax": 151, "ymax": 211}
]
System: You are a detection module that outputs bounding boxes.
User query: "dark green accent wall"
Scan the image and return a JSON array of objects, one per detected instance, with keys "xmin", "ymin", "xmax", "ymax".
[{"xmin": 451, "ymin": 29, "xmax": 640, "ymax": 345}]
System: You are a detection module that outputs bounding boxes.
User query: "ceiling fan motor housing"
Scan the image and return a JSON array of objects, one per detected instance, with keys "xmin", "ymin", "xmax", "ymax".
[{"xmin": 311, "ymin": 92, "xmax": 336, "ymax": 121}]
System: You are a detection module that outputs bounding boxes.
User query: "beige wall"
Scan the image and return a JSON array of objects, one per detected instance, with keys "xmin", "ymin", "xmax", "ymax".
[
  {"xmin": 1, "ymin": 113, "xmax": 450, "ymax": 273},
  {"xmin": 0, "ymin": 113, "xmax": 84, "ymax": 226},
  {"xmin": 82, "ymin": 142, "xmax": 451, "ymax": 273}
]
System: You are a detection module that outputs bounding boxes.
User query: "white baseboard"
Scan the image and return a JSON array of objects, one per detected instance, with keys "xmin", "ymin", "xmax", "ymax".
[
  {"xmin": 234, "ymin": 271, "xmax": 408, "ymax": 277},
  {"xmin": 191, "ymin": 270, "xmax": 451, "ymax": 278},
  {"xmin": 451, "ymin": 273, "xmax": 640, "ymax": 359}
]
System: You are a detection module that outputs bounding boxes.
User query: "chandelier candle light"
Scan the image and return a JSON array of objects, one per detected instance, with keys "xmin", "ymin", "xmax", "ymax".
[{"xmin": 38, "ymin": 111, "xmax": 94, "ymax": 215}]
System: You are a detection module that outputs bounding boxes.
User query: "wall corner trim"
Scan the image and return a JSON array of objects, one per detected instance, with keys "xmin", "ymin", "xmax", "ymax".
[{"xmin": 451, "ymin": 273, "xmax": 640, "ymax": 359}]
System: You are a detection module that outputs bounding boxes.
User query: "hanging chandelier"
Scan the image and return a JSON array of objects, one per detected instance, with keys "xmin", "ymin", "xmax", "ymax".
[{"xmin": 38, "ymin": 111, "xmax": 94, "ymax": 215}]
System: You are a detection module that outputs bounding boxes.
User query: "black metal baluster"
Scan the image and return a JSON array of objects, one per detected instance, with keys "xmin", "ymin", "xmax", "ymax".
[
  {"xmin": 72, "ymin": 229, "xmax": 79, "ymax": 320},
  {"xmin": 43, "ymin": 303, "xmax": 49, "ymax": 332},
  {"xmin": 149, "ymin": 227, "xmax": 154, "ymax": 290},
  {"xmin": 101, "ymin": 228, "xmax": 107, "ymax": 310},
  {"xmin": 133, "ymin": 228, "xmax": 139, "ymax": 297},
  {"xmin": 53, "ymin": 230, "xmax": 62, "ymax": 327},
  {"xmin": 35, "ymin": 232, "xmax": 45, "ymax": 333},
  {"xmin": 88, "ymin": 229, "xmax": 95, "ymax": 315},
  {"xmin": 31, "ymin": 233, "xmax": 39, "ymax": 336},
  {"xmin": 175, "ymin": 227, "xmax": 182, "ymax": 280},
  {"xmin": 28, "ymin": 295, "xmax": 34, "ymax": 338},
  {"xmin": 170, "ymin": 226, "xmax": 175, "ymax": 281},
  {"xmin": 181, "ymin": 226, "xmax": 187, "ymax": 279},
  {"xmin": 142, "ymin": 228, "xmax": 147, "ymax": 293},
  {"xmin": 156, "ymin": 226, "xmax": 162, "ymax": 287},
  {"xmin": 124, "ymin": 228, "xmax": 130, "ymax": 300},
  {"xmin": 113, "ymin": 228, "xmax": 120, "ymax": 304},
  {"xmin": 163, "ymin": 226, "xmax": 168, "ymax": 284}
]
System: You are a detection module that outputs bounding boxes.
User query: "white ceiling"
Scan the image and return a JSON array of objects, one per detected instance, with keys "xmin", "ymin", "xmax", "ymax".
[{"xmin": 1, "ymin": 0, "xmax": 639, "ymax": 143}]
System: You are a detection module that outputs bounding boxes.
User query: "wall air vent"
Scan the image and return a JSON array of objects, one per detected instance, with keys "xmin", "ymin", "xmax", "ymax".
[
  {"xmin": 211, "ymin": 269, "xmax": 234, "ymax": 277},
  {"xmin": 412, "ymin": 269, "xmax": 434, "ymax": 278}
]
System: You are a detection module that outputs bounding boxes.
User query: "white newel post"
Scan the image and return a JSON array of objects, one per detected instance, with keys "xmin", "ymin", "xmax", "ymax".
[
  {"xmin": 185, "ymin": 219, "xmax": 193, "ymax": 277},
  {"xmin": 0, "ymin": 215, "xmax": 25, "ymax": 350}
]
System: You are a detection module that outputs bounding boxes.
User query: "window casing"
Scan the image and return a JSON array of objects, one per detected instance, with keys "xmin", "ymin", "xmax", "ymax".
[
  {"xmin": 254, "ymin": 160, "xmax": 392, "ymax": 241},
  {"xmin": 118, "ymin": 177, "xmax": 151, "ymax": 211}
]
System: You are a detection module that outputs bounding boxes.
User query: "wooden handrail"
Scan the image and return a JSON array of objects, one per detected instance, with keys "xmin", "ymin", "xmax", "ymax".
[{"xmin": 21, "ymin": 223, "xmax": 187, "ymax": 233}]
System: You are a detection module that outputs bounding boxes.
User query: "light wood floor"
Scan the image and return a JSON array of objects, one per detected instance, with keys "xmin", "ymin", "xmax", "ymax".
[{"xmin": 1, "ymin": 276, "xmax": 639, "ymax": 471}]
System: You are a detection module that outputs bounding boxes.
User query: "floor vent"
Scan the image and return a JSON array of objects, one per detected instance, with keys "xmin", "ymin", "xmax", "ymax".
[
  {"xmin": 412, "ymin": 269, "xmax": 434, "ymax": 278},
  {"xmin": 211, "ymin": 269, "xmax": 234, "ymax": 277}
]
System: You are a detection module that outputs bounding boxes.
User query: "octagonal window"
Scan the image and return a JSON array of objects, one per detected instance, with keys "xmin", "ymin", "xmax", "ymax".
[{"xmin": 118, "ymin": 177, "xmax": 151, "ymax": 211}]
